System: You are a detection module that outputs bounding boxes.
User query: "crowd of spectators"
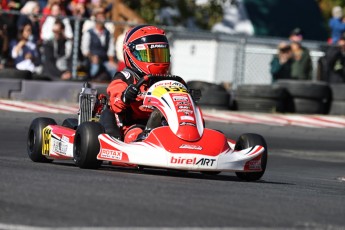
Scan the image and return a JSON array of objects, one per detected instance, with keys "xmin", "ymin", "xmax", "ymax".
[
  {"xmin": 0, "ymin": 0, "xmax": 124, "ymax": 82},
  {"xmin": 2, "ymin": 2, "xmax": 345, "ymax": 84}
]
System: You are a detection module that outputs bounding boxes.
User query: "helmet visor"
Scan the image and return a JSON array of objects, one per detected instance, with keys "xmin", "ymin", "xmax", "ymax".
[{"xmin": 133, "ymin": 44, "xmax": 170, "ymax": 63}]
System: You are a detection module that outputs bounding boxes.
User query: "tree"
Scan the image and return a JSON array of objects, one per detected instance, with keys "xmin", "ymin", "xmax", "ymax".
[{"xmin": 123, "ymin": 0, "xmax": 224, "ymax": 30}]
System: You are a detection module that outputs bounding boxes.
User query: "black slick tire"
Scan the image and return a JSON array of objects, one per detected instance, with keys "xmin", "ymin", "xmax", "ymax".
[
  {"xmin": 187, "ymin": 81, "xmax": 230, "ymax": 109},
  {"xmin": 235, "ymin": 84, "xmax": 291, "ymax": 113},
  {"xmin": 235, "ymin": 133, "xmax": 268, "ymax": 181},
  {"xmin": 62, "ymin": 118, "xmax": 78, "ymax": 130},
  {"xmin": 329, "ymin": 101, "xmax": 345, "ymax": 115},
  {"xmin": 27, "ymin": 117, "xmax": 57, "ymax": 162},
  {"xmin": 274, "ymin": 80, "xmax": 332, "ymax": 100},
  {"xmin": 73, "ymin": 122, "xmax": 104, "ymax": 169},
  {"xmin": 0, "ymin": 69, "xmax": 32, "ymax": 80}
]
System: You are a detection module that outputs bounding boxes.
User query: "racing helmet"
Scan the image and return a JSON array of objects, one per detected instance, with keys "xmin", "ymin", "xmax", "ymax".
[{"xmin": 123, "ymin": 25, "xmax": 170, "ymax": 76}]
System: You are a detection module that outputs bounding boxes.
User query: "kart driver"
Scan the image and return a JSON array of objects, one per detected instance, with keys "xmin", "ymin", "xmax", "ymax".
[{"xmin": 100, "ymin": 25, "xmax": 171, "ymax": 143}]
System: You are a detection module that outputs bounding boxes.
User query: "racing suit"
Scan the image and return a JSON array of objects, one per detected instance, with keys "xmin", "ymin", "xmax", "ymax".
[{"xmin": 105, "ymin": 68, "xmax": 151, "ymax": 141}]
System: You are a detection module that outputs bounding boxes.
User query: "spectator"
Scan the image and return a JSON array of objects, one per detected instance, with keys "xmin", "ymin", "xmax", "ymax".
[
  {"xmin": 37, "ymin": 0, "xmax": 48, "ymax": 12},
  {"xmin": 289, "ymin": 27, "xmax": 304, "ymax": 43},
  {"xmin": 69, "ymin": 0, "xmax": 88, "ymax": 18},
  {"xmin": 318, "ymin": 35, "xmax": 345, "ymax": 83},
  {"xmin": 41, "ymin": 0, "xmax": 58, "ymax": 23},
  {"xmin": 17, "ymin": 1, "xmax": 40, "ymax": 43},
  {"xmin": 10, "ymin": 23, "xmax": 41, "ymax": 72},
  {"xmin": 1, "ymin": 0, "xmax": 21, "ymax": 11},
  {"xmin": 81, "ymin": 7, "xmax": 117, "ymax": 81},
  {"xmin": 1, "ymin": 0, "xmax": 22, "ymax": 43},
  {"xmin": 270, "ymin": 42, "xmax": 293, "ymax": 82},
  {"xmin": 85, "ymin": 0, "xmax": 112, "ymax": 17},
  {"xmin": 42, "ymin": 19, "xmax": 72, "ymax": 80},
  {"xmin": 82, "ymin": 4, "xmax": 114, "ymax": 35},
  {"xmin": 41, "ymin": 0, "xmax": 65, "ymax": 20},
  {"xmin": 0, "ymin": 23, "xmax": 8, "ymax": 69},
  {"xmin": 41, "ymin": 2, "xmax": 73, "ymax": 42},
  {"xmin": 329, "ymin": 6, "xmax": 345, "ymax": 45},
  {"xmin": 290, "ymin": 41, "xmax": 313, "ymax": 80},
  {"xmin": 68, "ymin": 0, "xmax": 88, "ymax": 66},
  {"xmin": 288, "ymin": 28, "xmax": 313, "ymax": 80}
]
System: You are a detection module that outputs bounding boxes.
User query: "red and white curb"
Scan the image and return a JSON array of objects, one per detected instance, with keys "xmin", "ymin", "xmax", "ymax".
[
  {"xmin": 0, "ymin": 99, "xmax": 78, "ymax": 114},
  {"xmin": 203, "ymin": 110, "xmax": 345, "ymax": 128},
  {"xmin": 1, "ymin": 99, "xmax": 345, "ymax": 128}
]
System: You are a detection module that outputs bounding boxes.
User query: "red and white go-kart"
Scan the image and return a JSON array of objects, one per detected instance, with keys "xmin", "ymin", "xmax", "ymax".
[{"xmin": 27, "ymin": 75, "xmax": 267, "ymax": 181}]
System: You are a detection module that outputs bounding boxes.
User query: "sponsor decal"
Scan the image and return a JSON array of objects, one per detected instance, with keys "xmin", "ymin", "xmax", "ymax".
[
  {"xmin": 179, "ymin": 144, "xmax": 202, "ymax": 150},
  {"xmin": 150, "ymin": 44, "xmax": 167, "ymax": 49},
  {"xmin": 177, "ymin": 109, "xmax": 193, "ymax": 115},
  {"xmin": 176, "ymin": 101, "xmax": 189, "ymax": 105},
  {"xmin": 100, "ymin": 149, "xmax": 122, "ymax": 160},
  {"xmin": 153, "ymin": 81, "xmax": 184, "ymax": 87},
  {"xmin": 61, "ymin": 135, "xmax": 69, "ymax": 142},
  {"xmin": 163, "ymin": 86, "xmax": 187, "ymax": 93},
  {"xmin": 178, "ymin": 105, "xmax": 190, "ymax": 110},
  {"xmin": 52, "ymin": 140, "xmax": 68, "ymax": 155},
  {"xmin": 181, "ymin": 115, "xmax": 194, "ymax": 121},
  {"xmin": 170, "ymin": 156, "xmax": 216, "ymax": 166},
  {"xmin": 173, "ymin": 96, "xmax": 189, "ymax": 102},
  {"xmin": 135, "ymin": 44, "xmax": 146, "ymax": 50},
  {"xmin": 247, "ymin": 159, "xmax": 261, "ymax": 170},
  {"xmin": 120, "ymin": 71, "xmax": 131, "ymax": 79},
  {"xmin": 180, "ymin": 122, "xmax": 196, "ymax": 126}
]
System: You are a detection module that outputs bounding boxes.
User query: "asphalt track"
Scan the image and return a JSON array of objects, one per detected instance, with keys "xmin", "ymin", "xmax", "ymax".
[{"xmin": 0, "ymin": 111, "xmax": 345, "ymax": 229}]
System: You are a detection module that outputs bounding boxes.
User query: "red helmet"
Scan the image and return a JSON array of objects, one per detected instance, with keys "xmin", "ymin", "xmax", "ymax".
[{"xmin": 123, "ymin": 25, "xmax": 170, "ymax": 76}]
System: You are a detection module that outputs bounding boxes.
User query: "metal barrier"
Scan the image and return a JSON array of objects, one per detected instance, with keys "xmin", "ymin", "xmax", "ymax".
[{"xmin": 169, "ymin": 30, "xmax": 327, "ymax": 87}]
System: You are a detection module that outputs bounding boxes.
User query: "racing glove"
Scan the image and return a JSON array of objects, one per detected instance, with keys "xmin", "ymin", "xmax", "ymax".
[{"xmin": 122, "ymin": 84, "xmax": 139, "ymax": 104}]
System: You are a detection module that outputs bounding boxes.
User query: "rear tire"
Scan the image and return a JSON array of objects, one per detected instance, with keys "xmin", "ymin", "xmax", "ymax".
[
  {"xmin": 0, "ymin": 69, "xmax": 32, "ymax": 79},
  {"xmin": 73, "ymin": 122, "xmax": 104, "ymax": 169},
  {"xmin": 62, "ymin": 118, "xmax": 78, "ymax": 130},
  {"xmin": 27, "ymin": 117, "xmax": 57, "ymax": 162},
  {"xmin": 235, "ymin": 133, "xmax": 268, "ymax": 181}
]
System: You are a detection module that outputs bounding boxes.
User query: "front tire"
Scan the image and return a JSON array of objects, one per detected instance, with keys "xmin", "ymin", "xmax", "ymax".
[
  {"xmin": 27, "ymin": 117, "xmax": 57, "ymax": 162},
  {"xmin": 235, "ymin": 133, "xmax": 268, "ymax": 181},
  {"xmin": 73, "ymin": 122, "xmax": 104, "ymax": 169}
]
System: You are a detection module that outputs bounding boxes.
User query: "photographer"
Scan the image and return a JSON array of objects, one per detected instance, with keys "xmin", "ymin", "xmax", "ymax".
[{"xmin": 270, "ymin": 42, "xmax": 293, "ymax": 82}]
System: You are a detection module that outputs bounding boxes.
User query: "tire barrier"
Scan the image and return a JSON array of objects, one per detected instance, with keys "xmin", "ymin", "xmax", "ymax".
[
  {"xmin": 187, "ymin": 81, "xmax": 230, "ymax": 110},
  {"xmin": 329, "ymin": 84, "xmax": 345, "ymax": 115},
  {"xmin": 274, "ymin": 80, "xmax": 332, "ymax": 114},
  {"xmin": 0, "ymin": 69, "xmax": 32, "ymax": 80},
  {"xmin": 235, "ymin": 84, "xmax": 291, "ymax": 113}
]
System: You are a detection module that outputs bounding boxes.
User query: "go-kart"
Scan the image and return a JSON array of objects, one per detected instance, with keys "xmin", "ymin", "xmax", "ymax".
[{"xmin": 27, "ymin": 75, "xmax": 268, "ymax": 181}]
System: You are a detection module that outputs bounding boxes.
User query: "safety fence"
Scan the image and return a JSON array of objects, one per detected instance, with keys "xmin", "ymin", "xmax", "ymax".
[{"xmin": 168, "ymin": 31, "xmax": 327, "ymax": 87}]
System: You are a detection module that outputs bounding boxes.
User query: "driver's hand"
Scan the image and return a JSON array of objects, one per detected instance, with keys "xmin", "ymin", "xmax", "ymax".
[{"xmin": 122, "ymin": 84, "xmax": 139, "ymax": 104}]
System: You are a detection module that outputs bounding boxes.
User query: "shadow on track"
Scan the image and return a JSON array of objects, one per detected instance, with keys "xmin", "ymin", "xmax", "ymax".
[{"xmin": 51, "ymin": 161, "xmax": 293, "ymax": 185}]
